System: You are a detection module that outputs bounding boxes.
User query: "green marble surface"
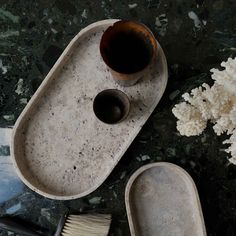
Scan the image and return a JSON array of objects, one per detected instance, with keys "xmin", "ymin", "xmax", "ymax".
[{"xmin": 1, "ymin": 0, "xmax": 236, "ymax": 235}]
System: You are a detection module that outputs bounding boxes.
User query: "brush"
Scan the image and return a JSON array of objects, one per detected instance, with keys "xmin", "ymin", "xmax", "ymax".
[
  {"xmin": 55, "ymin": 213, "xmax": 111, "ymax": 236},
  {"xmin": 0, "ymin": 213, "xmax": 111, "ymax": 236}
]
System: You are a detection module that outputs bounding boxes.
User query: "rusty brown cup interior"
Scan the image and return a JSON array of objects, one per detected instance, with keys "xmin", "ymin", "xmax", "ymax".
[
  {"xmin": 93, "ymin": 89, "xmax": 130, "ymax": 124},
  {"xmin": 100, "ymin": 20, "xmax": 157, "ymax": 75}
]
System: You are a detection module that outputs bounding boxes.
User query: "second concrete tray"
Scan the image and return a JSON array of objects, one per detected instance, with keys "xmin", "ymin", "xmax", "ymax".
[{"xmin": 125, "ymin": 163, "xmax": 206, "ymax": 236}]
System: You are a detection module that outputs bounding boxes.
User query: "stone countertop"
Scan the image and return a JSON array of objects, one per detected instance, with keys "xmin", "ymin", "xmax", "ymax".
[{"xmin": 0, "ymin": 0, "xmax": 236, "ymax": 235}]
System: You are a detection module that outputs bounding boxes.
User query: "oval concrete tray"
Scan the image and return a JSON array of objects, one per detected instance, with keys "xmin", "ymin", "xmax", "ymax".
[
  {"xmin": 11, "ymin": 19, "xmax": 168, "ymax": 200},
  {"xmin": 125, "ymin": 163, "xmax": 207, "ymax": 236}
]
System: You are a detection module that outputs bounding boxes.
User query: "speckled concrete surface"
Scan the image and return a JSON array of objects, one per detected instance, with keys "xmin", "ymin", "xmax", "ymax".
[
  {"xmin": 12, "ymin": 20, "xmax": 167, "ymax": 199},
  {"xmin": 125, "ymin": 163, "xmax": 206, "ymax": 236},
  {"xmin": 1, "ymin": 0, "xmax": 236, "ymax": 235}
]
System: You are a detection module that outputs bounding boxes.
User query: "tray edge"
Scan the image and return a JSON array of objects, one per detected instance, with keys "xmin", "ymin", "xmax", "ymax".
[
  {"xmin": 10, "ymin": 19, "xmax": 168, "ymax": 200},
  {"xmin": 125, "ymin": 162, "xmax": 207, "ymax": 236}
]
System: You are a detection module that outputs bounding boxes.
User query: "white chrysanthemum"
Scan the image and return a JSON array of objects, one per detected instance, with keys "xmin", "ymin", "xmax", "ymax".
[{"xmin": 211, "ymin": 57, "xmax": 236, "ymax": 96}]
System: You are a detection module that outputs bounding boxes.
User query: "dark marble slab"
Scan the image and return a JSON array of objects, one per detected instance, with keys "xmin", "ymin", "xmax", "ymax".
[{"xmin": 1, "ymin": 0, "xmax": 236, "ymax": 235}]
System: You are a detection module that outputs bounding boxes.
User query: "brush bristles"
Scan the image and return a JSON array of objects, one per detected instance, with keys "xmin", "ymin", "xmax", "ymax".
[{"xmin": 61, "ymin": 214, "xmax": 111, "ymax": 236}]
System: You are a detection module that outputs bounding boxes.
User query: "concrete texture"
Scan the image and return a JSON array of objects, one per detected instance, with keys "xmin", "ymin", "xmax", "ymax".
[
  {"xmin": 1, "ymin": 0, "xmax": 236, "ymax": 235},
  {"xmin": 11, "ymin": 20, "xmax": 167, "ymax": 199},
  {"xmin": 125, "ymin": 163, "xmax": 206, "ymax": 236}
]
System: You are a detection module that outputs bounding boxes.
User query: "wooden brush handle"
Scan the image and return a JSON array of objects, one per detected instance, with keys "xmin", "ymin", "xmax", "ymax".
[{"xmin": 0, "ymin": 217, "xmax": 43, "ymax": 236}]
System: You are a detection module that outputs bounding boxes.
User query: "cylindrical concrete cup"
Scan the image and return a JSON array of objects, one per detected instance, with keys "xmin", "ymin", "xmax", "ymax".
[
  {"xmin": 93, "ymin": 89, "xmax": 130, "ymax": 124},
  {"xmin": 100, "ymin": 20, "xmax": 157, "ymax": 86}
]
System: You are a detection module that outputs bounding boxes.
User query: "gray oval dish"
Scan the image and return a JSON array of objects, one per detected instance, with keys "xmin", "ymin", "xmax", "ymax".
[
  {"xmin": 10, "ymin": 20, "xmax": 168, "ymax": 200},
  {"xmin": 125, "ymin": 163, "xmax": 207, "ymax": 236}
]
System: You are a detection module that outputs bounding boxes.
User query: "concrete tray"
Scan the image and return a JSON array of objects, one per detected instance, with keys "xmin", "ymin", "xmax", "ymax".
[
  {"xmin": 11, "ymin": 20, "xmax": 168, "ymax": 200},
  {"xmin": 125, "ymin": 163, "xmax": 207, "ymax": 236}
]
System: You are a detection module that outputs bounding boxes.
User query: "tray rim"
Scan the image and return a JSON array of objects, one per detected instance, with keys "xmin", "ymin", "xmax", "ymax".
[
  {"xmin": 10, "ymin": 19, "xmax": 168, "ymax": 200},
  {"xmin": 125, "ymin": 162, "xmax": 207, "ymax": 236}
]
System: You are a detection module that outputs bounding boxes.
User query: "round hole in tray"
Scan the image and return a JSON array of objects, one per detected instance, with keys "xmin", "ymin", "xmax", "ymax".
[{"xmin": 93, "ymin": 89, "xmax": 130, "ymax": 124}]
